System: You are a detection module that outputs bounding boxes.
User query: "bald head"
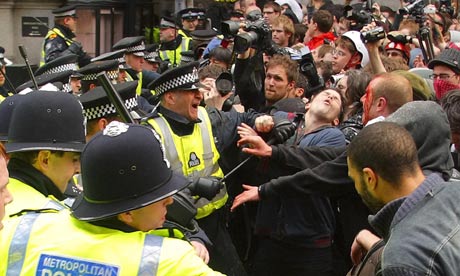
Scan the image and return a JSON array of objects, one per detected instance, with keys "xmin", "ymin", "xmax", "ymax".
[
  {"xmin": 372, "ymin": 73, "xmax": 413, "ymax": 114},
  {"xmin": 361, "ymin": 72, "xmax": 413, "ymax": 124}
]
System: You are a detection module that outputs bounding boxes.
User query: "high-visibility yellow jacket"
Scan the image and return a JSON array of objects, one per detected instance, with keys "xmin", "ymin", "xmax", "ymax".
[
  {"xmin": 0, "ymin": 210, "xmax": 224, "ymax": 276},
  {"xmin": 147, "ymin": 107, "xmax": 228, "ymax": 219}
]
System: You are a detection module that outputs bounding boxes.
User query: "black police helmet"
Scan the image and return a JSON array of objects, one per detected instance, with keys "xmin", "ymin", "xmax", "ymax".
[
  {"xmin": 6, "ymin": 91, "xmax": 86, "ymax": 153},
  {"xmin": 72, "ymin": 122, "xmax": 190, "ymax": 221}
]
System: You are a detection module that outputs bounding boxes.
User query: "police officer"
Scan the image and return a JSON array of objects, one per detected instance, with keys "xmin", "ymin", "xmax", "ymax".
[
  {"xmin": 0, "ymin": 144, "xmax": 12, "ymax": 231},
  {"xmin": 34, "ymin": 53, "xmax": 80, "ymax": 93},
  {"xmin": 159, "ymin": 17, "xmax": 192, "ymax": 68},
  {"xmin": 147, "ymin": 61, "xmax": 261, "ymax": 275},
  {"xmin": 178, "ymin": 8, "xmax": 201, "ymax": 38},
  {"xmin": 112, "ymin": 36, "xmax": 159, "ymax": 96},
  {"xmin": 76, "ymin": 59, "xmax": 120, "ymax": 93},
  {"xmin": 0, "ymin": 122, "xmax": 223, "ymax": 275},
  {"xmin": 79, "ymin": 82, "xmax": 210, "ymax": 262},
  {"xmin": 16, "ymin": 54, "xmax": 79, "ymax": 93},
  {"xmin": 4, "ymin": 91, "xmax": 86, "ymax": 217},
  {"xmin": 79, "ymin": 81, "xmax": 144, "ymax": 140},
  {"xmin": 41, "ymin": 5, "xmax": 92, "ymax": 67}
]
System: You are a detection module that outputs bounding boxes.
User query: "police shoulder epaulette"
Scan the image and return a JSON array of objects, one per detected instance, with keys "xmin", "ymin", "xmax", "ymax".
[{"xmin": 49, "ymin": 33, "xmax": 58, "ymax": 39}]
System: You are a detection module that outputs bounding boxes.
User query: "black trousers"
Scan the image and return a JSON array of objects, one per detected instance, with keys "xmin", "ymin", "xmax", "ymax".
[
  {"xmin": 198, "ymin": 208, "xmax": 248, "ymax": 276},
  {"xmin": 251, "ymin": 237, "xmax": 334, "ymax": 276}
]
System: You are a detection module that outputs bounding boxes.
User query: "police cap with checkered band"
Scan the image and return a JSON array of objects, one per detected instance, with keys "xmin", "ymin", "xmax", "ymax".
[
  {"xmin": 91, "ymin": 49, "xmax": 130, "ymax": 70},
  {"xmin": 15, "ymin": 71, "xmax": 74, "ymax": 92},
  {"xmin": 35, "ymin": 54, "xmax": 79, "ymax": 76},
  {"xmin": 72, "ymin": 121, "xmax": 190, "ymax": 221},
  {"xmin": 79, "ymin": 81, "xmax": 143, "ymax": 121},
  {"xmin": 6, "ymin": 91, "xmax": 86, "ymax": 153},
  {"xmin": 112, "ymin": 36, "xmax": 146, "ymax": 57},
  {"xmin": 77, "ymin": 60, "xmax": 120, "ymax": 82},
  {"xmin": 148, "ymin": 61, "xmax": 201, "ymax": 97}
]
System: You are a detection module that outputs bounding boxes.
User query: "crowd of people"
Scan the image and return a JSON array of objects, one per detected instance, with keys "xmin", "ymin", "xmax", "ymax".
[{"xmin": 1, "ymin": 0, "xmax": 460, "ymax": 275}]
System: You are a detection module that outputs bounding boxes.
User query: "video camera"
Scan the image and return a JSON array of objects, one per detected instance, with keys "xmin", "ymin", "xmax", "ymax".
[
  {"xmin": 439, "ymin": 0, "xmax": 454, "ymax": 17},
  {"xmin": 295, "ymin": 47, "xmax": 324, "ymax": 96},
  {"xmin": 361, "ymin": 26, "xmax": 386, "ymax": 43},
  {"xmin": 221, "ymin": 10, "xmax": 277, "ymax": 54},
  {"xmin": 399, "ymin": 0, "xmax": 425, "ymax": 25},
  {"xmin": 343, "ymin": 0, "xmax": 374, "ymax": 31}
]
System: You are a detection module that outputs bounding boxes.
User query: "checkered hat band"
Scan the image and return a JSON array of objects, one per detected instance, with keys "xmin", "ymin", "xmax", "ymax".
[
  {"xmin": 84, "ymin": 97, "xmax": 138, "ymax": 120},
  {"xmin": 43, "ymin": 63, "xmax": 78, "ymax": 76},
  {"xmin": 82, "ymin": 70, "xmax": 119, "ymax": 81},
  {"xmin": 126, "ymin": 44, "xmax": 145, "ymax": 53},
  {"xmin": 63, "ymin": 83, "xmax": 72, "ymax": 93},
  {"xmin": 156, "ymin": 72, "xmax": 198, "ymax": 95}
]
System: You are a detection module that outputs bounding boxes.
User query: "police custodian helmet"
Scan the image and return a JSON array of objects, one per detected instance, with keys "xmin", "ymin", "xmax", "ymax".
[
  {"xmin": 72, "ymin": 122, "xmax": 190, "ymax": 221},
  {"xmin": 6, "ymin": 91, "xmax": 86, "ymax": 153}
]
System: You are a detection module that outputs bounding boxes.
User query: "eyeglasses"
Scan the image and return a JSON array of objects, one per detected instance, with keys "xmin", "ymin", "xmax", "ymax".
[
  {"xmin": 332, "ymin": 49, "xmax": 347, "ymax": 57},
  {"xmin": 429, "ymin": 74, "xmax": 456, "ymax": 80},
  {"xmin": 263, "ymin": 11, "xmax": 274, "ymax": 14}
]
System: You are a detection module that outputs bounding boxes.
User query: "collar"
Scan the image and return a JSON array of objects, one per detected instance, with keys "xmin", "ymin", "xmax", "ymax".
[
  {"xmin": 369, "ymin": 173, "xmax": 441, "ymax": 240},
  {"xmin": 160, "ymin": 36, "xmax": 183, "ymax": 50},
  {"xmin": 54, "ymin": 24, "xmax": 76, "ymax": 39},
  {"xmin": 8, "ymin": 157, "xmax": 66, "ymax": 201},
  {"xmin": 158, "ymin": 105, "xmax": 202, "ymax": 136}
]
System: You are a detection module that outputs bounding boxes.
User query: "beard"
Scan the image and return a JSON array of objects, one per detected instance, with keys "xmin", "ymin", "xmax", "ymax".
[{"xmin": 359, "ymin": 178, "xmax": 385, "ymax": 214}]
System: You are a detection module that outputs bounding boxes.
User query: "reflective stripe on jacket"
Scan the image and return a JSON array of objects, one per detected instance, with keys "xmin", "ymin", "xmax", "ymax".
[
  {"xmin": 147, "ymin": 107, "xmax": 228, "ymax": 219},
  {"xmin": 159, "ymin": 37, "xmax": 190, "ymax": 67},
  {"xmin": 40, "ymin": 28, "xmax": 73, "ymax": 66},
  {"xmin": 0, "ymin": 210, "xmax": 223, "ymax": 275}
]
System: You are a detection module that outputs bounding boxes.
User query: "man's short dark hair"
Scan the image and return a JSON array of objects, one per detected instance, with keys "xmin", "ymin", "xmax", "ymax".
[
  {"xmin": 265, "ymin": 54, "xmax": 299, "ymax": 83},
  {"xmin": 312, "ymin": 10, "xmax": 334, "ymax": 33},
  {"xmin": 9, "ymin": 150, "xmax": 65, "ymax": 165},
  {"xmin": 348, "ymin": 122, "xmax": 419, "ymax": 185},
  {"xmin": 440, "ymin": 89, "xmax": 460, "ymax": 134},
  {"xmin": 198, "ymin": 64, "xmax": 227, "ymax": 80}
]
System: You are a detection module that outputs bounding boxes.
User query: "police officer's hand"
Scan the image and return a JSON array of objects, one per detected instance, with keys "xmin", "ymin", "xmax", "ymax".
[
  {"xmin": 230, "ymin": 184, "xmax": 260, "ymax": 212},
  {"xmin": 68, "ymin": 41, "xmax": 84, "ymax": 56},
  {"xmin": 190, "ymin": 241, "xmax": 210, "ymax": 264}
]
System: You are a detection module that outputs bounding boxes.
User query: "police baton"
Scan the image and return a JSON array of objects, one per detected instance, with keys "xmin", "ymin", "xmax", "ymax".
[
  {"xmin": 96, "ymin": 72, "xmax": 135, "ymax": 124},
  {"xmin": 18, "ymin": 45, "xmax": 39, "ymax": 90}
]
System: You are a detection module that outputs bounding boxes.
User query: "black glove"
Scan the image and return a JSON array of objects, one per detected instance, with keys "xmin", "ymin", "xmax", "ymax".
[
  {"xmin": 67, "ymin": 41, "xmax": 84, "ymax": 56},
  {"xmin": 270, "ymin": 118, "xmax": 296, "ymax": 144},
  {"xmin": 188, "ymin": 177, "xmax": 223, "ymax": 201}
]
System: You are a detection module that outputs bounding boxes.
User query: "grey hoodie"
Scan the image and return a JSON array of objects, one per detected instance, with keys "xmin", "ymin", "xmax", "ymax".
[{"xmin": 386, "ymin": 101, "xmax": 454, "ymax": 180}]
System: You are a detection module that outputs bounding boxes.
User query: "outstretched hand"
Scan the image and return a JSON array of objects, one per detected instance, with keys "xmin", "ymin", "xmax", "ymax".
[
  {"xmin": 230, "ymin": 184, "xmax": 260, "ymax": 212},
  {"xmin": 237, "ymin": 135, "xmax": 272, "ymax": 158}
]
